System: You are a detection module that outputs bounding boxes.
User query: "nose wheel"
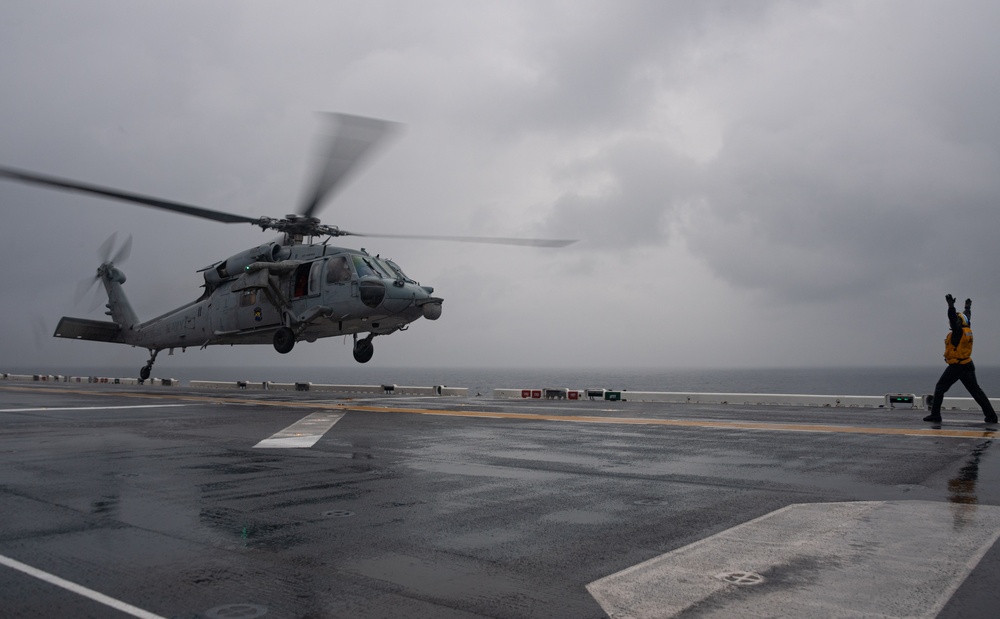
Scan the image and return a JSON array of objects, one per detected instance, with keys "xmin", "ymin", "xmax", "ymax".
[{"xmin": 353, "ymin": 333, "xmax": 375, "ymax": 363}]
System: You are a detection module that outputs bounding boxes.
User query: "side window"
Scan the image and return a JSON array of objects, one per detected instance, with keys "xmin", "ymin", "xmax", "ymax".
[
  {"xmin": 239, "ymin": 290, "xmax": 257, "ymax": 307},
  {"xmin": 326, "ymin": 255, "xmax": 352, "ymax": 284},
  {"xmin": 292, "ymin": 263, "xmax": 310, "ymax": 298},
  {"xmin": 308, "ymin": 260, "xmax": 323, "ymax": 296}
]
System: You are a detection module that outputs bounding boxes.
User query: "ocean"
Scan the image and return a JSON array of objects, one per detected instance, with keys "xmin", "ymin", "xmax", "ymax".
[{"xmin": 9, "ymin": 365, "xmax": 1000, "ymax": 399}]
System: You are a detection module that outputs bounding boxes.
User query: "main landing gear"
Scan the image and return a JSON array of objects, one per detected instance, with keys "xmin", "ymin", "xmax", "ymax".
[
  {"xmin": 353, "ymin": 333, "xmax": 376, "ymax": 363},
  {"xmin": 273, "ymin": 327, "xmax": 296, "ymax": 354},
  {"xmin": 272, "ymin": 327, "xmax": 375, "ymax": 362},
  {"xmin": 139, "ymin": 349, "xmax": 159, "ymax": 382}
]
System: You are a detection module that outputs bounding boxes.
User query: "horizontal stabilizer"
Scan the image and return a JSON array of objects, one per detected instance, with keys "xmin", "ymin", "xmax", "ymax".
[{"xmin": 54, "ymin": 317, "xmax": 123, "ymax": 343}]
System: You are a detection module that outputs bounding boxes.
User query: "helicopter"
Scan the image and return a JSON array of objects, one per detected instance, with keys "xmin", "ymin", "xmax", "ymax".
[{"xmin": 0, "ymin": 113, "xmax": 575, "ymax": 381}]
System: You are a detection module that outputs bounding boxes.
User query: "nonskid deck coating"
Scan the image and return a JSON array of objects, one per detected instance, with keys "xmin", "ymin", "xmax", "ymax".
[{"xmin": 0, "ymin": 382, "xmax": 998, "ymax": 618}]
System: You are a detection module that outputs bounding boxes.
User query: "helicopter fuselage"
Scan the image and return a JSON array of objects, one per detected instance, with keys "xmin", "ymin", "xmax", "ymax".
[
  {"xmin": 4, "ymin": 112, "xmax": 571, "ymax": 380},
  {"xmin": 54, "ymin": 242, "xmax": 442, "ymax": 369}
]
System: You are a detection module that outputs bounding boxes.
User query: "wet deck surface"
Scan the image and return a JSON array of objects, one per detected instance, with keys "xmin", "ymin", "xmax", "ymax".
[{"xmin": 1, "ymin": 382, "xmax": 999, "ymax": 618}]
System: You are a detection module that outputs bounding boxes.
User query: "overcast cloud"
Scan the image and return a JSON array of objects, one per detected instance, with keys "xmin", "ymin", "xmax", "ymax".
[{"xmin": 2, "ymin": 0, "xmax": 999, "ymax": 375}]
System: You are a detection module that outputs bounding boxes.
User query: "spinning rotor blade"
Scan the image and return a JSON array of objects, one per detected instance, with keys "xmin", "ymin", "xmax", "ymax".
[
  {"xmin": 74, "ymin": 272, "xmax": 106, "ymax": 313},
  {"xmin": 85, "ymin": 285, "xmax": 106, "ymax": 313},
  {"xmin": 98, "ymin": 232, "xmax": 118, "ymax": 263},
  {"xmin": 0, "ymin": 166, "xmax": 258, "ymax": 225},
  {"xmin": 76, "ymin": 232, "xmax": 131, "ymax": 310},
  {"xmin": 112, "ymin": 234, "xmax": 132, "ymax": 264},
  {"xmin": 339, "ymin": 231, "xmax": 577, "ymax": 248},
  {"xmin": 2, "ymin": 117, "xmax": 576, "ymax": 249},
  {"xmin": 75, "ymin": 275, "xmax": 100, "ymax": 306},
  {"xmin": 96, "ymin": 232, "xmax": 132, "ymax": 264},
  {"xmin": 31, "ymin": 316, "xmax": 50, "ymax": 350},
  {"xmin": 299, "ymin": 113, "xmax": 400, "ymax": 219}
]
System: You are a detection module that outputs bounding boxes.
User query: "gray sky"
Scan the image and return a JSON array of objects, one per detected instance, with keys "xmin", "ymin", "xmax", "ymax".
[{"xmin": 2, "ymin": 0, "xmax": 999, "ymax": 373}]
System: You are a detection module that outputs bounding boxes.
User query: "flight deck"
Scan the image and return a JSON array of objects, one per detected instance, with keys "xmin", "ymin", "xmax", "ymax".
[{"xmin": 1, "ymin": 380, "xmax": 998, "ymax": 618}]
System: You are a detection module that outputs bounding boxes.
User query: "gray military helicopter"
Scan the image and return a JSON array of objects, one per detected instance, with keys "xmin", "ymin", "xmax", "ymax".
[{"xmin": 0, "ymin": 114, "xmax": 574, "ymax": 380}]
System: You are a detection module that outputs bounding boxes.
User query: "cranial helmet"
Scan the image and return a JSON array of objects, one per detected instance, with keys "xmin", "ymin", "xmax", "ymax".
[{"xmin": 958, "ymin": 313, "xmax": 969, "ymax": 327}]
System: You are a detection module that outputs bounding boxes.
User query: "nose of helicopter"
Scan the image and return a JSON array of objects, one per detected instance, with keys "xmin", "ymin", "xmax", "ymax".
[
  {"xmin": 421, "ymin": 301, "xmax": 442, "ymax": 320},
  {"xmin": 382, "ymin": 281, "xmax": 442, "ymax": 320},
  {"xmin": 411, "ymin": 285, "xmax": 443, "ymax": 320},
  {"xmin": 417, "ymin": 285, "xmax": 442, "ymax": 320}
]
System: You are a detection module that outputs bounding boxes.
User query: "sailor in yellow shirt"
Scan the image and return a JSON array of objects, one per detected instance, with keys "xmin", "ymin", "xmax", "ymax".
[{"xmin": 924, "ymin": 295, "xmax": 998, "ymax": 423}]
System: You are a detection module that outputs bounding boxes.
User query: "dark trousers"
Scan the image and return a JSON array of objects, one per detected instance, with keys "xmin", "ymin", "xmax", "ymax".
[{"xmin": 931, "ymin": 361, "xmax": 996, "ymax": 417}]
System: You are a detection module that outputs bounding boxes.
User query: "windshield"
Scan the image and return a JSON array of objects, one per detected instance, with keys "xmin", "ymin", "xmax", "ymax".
[
  {"xmin": 352, "ymin": 254, "xmax": 393, "ymax": 279},
  {"xmin": 375, "ymin": 258, "xmax": 413, "ymax": 282}
]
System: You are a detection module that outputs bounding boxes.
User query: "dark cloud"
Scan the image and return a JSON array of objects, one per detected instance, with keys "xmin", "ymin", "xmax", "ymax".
[
  {"xmin": 533, "ymin": 1, "xmax": 1000, "ymax": 308},
  {"xmin": 3, "ymin": 1, "xmax": 999, "ymax": 372}
]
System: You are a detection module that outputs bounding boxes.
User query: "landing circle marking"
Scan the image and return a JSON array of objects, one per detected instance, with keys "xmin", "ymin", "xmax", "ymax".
[{"xmin": 717, "ymin": 571, "xmax": 764, "ymax": 586}]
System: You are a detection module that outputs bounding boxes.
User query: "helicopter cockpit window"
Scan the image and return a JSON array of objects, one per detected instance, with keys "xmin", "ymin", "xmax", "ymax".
[
  {"xmin": 326, "ymin": 255, "xmax": 352, "ymax": 284},
  {"xmin": 369, "ymin": 259, "xmax": 394, "ymax": 278},
  {"xmin": 378, "ymin": 258, "xmax": 414, "ymax": 283},
  {"xmin": 352, "ymin": 255, "xmax": 378, "ymax": 278},
  {"xmin": 239, "ymin": 290, "xmax": 256, "ymax": 306}
]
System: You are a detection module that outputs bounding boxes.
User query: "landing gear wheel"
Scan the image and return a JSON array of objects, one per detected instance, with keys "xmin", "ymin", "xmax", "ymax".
[
  {"xmin": 139, "ymin": 349, "xmax": 159, "ymax": 382},
  {"xmin": 273, "ymin": 327, "xmax": 295, "ymax": 354},
  {"xmin": 353, "ymin": 340, "xmax": 374, "ymax": 363}
]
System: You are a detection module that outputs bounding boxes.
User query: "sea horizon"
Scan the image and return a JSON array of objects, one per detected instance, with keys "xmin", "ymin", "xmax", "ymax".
[{"xmin": 7, "ymin": 364, "xmax": 1000, "ymax": 399}]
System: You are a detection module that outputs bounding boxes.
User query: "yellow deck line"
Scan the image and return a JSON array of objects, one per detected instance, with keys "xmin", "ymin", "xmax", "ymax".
[
  {"xmin": 333, "ymin": 403, "xmax": 998, "ymax": 439},
  {"xmin": 2, "ymin": 385, "xmax": 995, "ymax": 439}
]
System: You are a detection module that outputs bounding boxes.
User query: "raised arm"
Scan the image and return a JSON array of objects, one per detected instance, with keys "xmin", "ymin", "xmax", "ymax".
[{"xmin": 946, "ymin": 294, "xmax": 962, "ymax": 347}]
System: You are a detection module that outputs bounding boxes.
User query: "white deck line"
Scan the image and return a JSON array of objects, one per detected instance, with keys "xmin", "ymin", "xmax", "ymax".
[
  {"xmin": 0, "ymin": 553, "xmax": 168, "ymax": 619},
  {"xmin": 0, "ymin": 404, "xmax": 189, "ymax": 413},
  {"xmin": 253, "ymin": 411, "xmax": 345, "ymax": 448}
]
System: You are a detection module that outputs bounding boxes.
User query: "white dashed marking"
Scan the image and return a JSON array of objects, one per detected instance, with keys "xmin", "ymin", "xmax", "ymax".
[{"xmin": 253, "ymin": 411, "xmax": 345, "ymax": 448}]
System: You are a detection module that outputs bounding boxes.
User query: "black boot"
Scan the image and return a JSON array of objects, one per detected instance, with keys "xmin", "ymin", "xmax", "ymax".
[{"xmin": 923, "ymin": 413, "xmax": 942, "ymax": 422}]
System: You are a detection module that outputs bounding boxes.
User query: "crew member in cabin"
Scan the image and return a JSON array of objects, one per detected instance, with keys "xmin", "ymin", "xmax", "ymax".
[{"xmin": 924, "ymin": 295, "xmax": 998, "ymax": 423}]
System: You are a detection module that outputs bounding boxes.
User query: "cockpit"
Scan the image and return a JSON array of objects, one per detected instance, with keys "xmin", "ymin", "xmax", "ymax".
[
  {"xmin": 351, "ymin": 254, "xmax": 415, "ymax": 283},
  {"xmin": 326, "ymin": 255, "xmax": 352, "ymax": 284}
]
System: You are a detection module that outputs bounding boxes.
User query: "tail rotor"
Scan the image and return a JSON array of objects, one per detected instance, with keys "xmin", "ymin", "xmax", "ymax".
[
  {"xmin": 75, "ymin": 233, "xmax": 132, "ymax": 313},
  {"xmin": 97, "ymin": 232, "xmax": 132, "ymax": 265}
]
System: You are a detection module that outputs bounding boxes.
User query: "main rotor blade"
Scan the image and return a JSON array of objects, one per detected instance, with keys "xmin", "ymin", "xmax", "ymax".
[
  {"xmin": 0, "ymin": 166, "xmax": 259, "ymax": 224},
  {"xmin": 31, "ymin": 316, "xmax": 49, "ymax": 350},
  {"xmin": 341, "ymin": 231, "xmax": 577, "ymax": 248},
  {"xmin": 299, "ymin": 113, "xmax": 400, "ymax": 219}
]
